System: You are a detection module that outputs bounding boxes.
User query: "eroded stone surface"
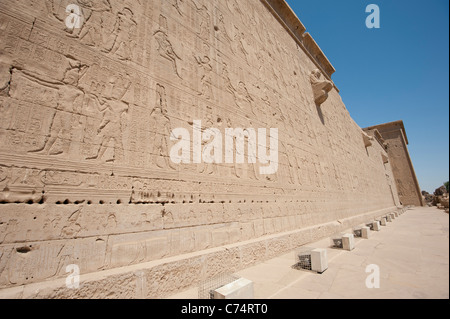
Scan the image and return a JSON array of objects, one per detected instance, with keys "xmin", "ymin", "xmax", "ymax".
[{"xmin": 0, "ymin": 0, "xmax": 412, "ymax": 297}]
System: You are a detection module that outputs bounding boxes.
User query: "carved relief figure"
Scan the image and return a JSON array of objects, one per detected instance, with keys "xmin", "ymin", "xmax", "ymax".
[
  {"xmin": 150, "ymin": 84, "xmax": 175, "ymax": 170},
  {"xmin": 173, "ymin": 0, "xmax": 185, "ymax": 16},
  {"xmin": 310, "ymin": 69, "xmax": 333, "ymax": 106},
  {"xmin": 226, "ymin": 0, "xmax": 247, "ymax": 26},
  {"xmin": 154, "ymin": 26, "xmax": 182, "ymax": 78},
  {"xmin": 234, "ymin": 81, "xmax": 254, "ymax": 114},
  {"xmin": 86, "ymin": 99, "xmax": 128, "ymax": 162},
  {"xmin": 199, "ymin": 105, "xmax": 217, "ymax": 176},
  {"xmin": 195, "ymin": 53, "xmax": 213, "ymax": 100},
  {"xmin": 192, "ymin": 2, "xmax": 211, "ymax": 41},
  {"xmin": 77, "ymin": 0, "xmax": 112, "ymax": 46},
  {"xmin": 109, "ymin": 8, "xmax": 138, "ymax": 61},
  {"xmin": 87, "ymin": 74, "xmax": 131, "ymax": 163},
  {"xmin": 31, "ymin": 59, "xmax": 88, "ymax": 156},
  {"xmin": 217, "ymin": 13, "xmax": 234, "ymax": 53},
  {"xmin": 233, "ymin": 26, "xmax": 250, "ymax": 65},
  {"xmin": 46, "ymin": 0, "xmax": 112, "ymax": 39},
  {"xmin": 221, "ymin": 62, "xmax": 235, "ymax": 97}
]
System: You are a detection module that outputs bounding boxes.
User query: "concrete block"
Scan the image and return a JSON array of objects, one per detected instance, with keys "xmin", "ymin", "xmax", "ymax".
[
  {"xmin": 342, "ymin": 234, "xmax": 355, "ymax": 251},
  {"xmin": 373, "ymin": 221, "xmax": 381, "ymax": 231},
  {"xmin": 361, "ymin": 227, "xmax": 370, "ymax": 239},
  {"xmin": 381, "ymin": 218, "xmax": 387, "ymax": 226},
  {"xmin": 386, "ymin": 215, "xmax": 392, "ymax": 222},
  {"xmin": 391, "ymin": 213, "xmax": 396, "ymax": 220},
  {"xmin": 214, "ymin": 278, "xmax": 254, "ymax": 299},
  {"xmin": 394, "ymin": 212, "xmax": 399, "ymax": 218},
  {"xmin": 311, "ymin": 248, "xmax": 328, "ymax": 273}
]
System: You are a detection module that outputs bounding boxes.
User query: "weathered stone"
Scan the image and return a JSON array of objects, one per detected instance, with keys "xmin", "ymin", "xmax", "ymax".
[
  {"xmin": 441, "ymin": 197, "xmax": 449, "ymax": 209},
  {"xmin": 365, "ymin": 121, "xmax": 424, "ymax": 207},
  {"xmin": 0, "ymin": 0, "xmax": 423, "ymax": 298},
  {"xmin": 435, "ymin": 186, "xmax": 448, "ymax": 197}
]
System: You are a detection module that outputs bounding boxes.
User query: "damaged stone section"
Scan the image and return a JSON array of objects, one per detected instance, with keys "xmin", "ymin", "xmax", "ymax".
[{"xmin": 0, "ymin": 63, "xmax": 12, "ymax": 97}]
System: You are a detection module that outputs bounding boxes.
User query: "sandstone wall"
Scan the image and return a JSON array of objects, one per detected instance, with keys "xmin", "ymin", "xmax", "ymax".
[
  {"xmin": 365, "ymin": 121, "xmax": 424, "ymax": 207},
  {"xmin": 0, "ymin": 0, "xmax": 400, "ymax": 297}
]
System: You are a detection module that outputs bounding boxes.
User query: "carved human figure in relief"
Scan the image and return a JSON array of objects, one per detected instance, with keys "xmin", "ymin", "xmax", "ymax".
[
  {"xmin": 173, "ymin": 0, "xmax": 185, "ymax": 16},
  {"xmin": 30, "ymin": 60, "xmax": 88, "ymax": 156},
  {"xmin": 195, "ymin": 54, "xmax": 213, "ymax": 100},
  {"xmin": 86, "ymin": 99, "xmax": 128, "ymax": 162},
  {"xmin": 150, "ymin": 84, "xmax": 175, "ymax": 170},
  {"xmin": 235, "ymin": 81, "xmax": 254, "ymax": 113},
  {"xmin": 109, "ymin": 8, "xmax": 137, "ymax": 61},
  {"xmin": 233, "ymin": 27, "xmax": 250, "ymax": 65},
  {"xmin": 86, "ymin": 74, "xmax": 131, "ymax": 163},
  {"xmin": 221, "ymin": 62, "xmax": 235, "ymax": 96},
  {"xmin": 191, "ymin": 1, "xmax": 210, "ymax": 40},
  {"xmin": 154, "ymin": 29, "xmax": 182, "ymax": 78},
  {"xmin": 217, "ymin": 13, "xmax": 234, "ymax": 53},
  {"xmin": 46, "ymin": 0, "xmax": 111, "ymax": 38},
  {"xmin": 310, "ymin": 69, "xmax": 333, "ymax": 106},
  {"xmin": 199, "ymin": 106, "xmax": 217, "ymax": 176}
]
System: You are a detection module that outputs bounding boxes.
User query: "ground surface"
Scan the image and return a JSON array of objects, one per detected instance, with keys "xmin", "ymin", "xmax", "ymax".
[{"xmin": 170, "ymin": 206, "xmax": 449, "ymax": 299}]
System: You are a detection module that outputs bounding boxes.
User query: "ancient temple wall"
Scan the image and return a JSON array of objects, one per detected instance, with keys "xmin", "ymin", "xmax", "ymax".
[
  {"xmin": 365, "ymin": 121, "xmax": 424, "ymax": 207},
  {"xmin": 0, "ymin": 0, "xmax": 400, "ymax": 297}
]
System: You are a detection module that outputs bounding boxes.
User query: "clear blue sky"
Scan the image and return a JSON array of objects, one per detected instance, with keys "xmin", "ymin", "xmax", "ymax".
[{"xmin": 286, "ymin": 0, "xmax": 449, "ymax": 193}]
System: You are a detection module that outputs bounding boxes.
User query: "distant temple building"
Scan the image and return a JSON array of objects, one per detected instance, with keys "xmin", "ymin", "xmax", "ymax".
[{"xmin": 364, "ymin": 121, "xmax": 424, "ymax": 207}]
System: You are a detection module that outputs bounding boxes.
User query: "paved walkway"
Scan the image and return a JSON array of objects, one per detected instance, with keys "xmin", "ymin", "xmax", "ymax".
[{"xmin": 170, "ymin": 206, "xmax": 449, "ymax": 299}]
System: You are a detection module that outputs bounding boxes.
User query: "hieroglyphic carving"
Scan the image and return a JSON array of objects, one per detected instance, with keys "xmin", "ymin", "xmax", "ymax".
[
  {"xmin": 173, "ymin": 0, "xmax": 186, "ymax": 16},
  {"xmin": 192, "ymin": 0, "xmax": 211, "ymax": 41},
  {"xmin": 216, "ymin": 11, "xmax": 234, "ymax": 53},
  {"xmin": 233, "ymin": 26, "xmax": 250, "ymax": 66},
  {"xmin": 226, "ymin": 0, "xmax": 248, "ymax": 26},
  {"xmin": 154, "ymin": 15, "xmax": 182, "ymax": 78},
  {"xmin": 108, "ymin": 8, "xmax": 138, "ymax": 61},
  {"xmin": 86, "ymin": 98, "xmax": 129, "ymax": 163},
  {"xmin": 195, "ymin": 47, "xmax": 213, "ymax": 100},
  {"xmin": 198, "ymin": 103, "xmax": 217, "ymax": 176},
  {"xmin": 29, "ymin": 60, "xmax": 88, "ymax": 156},
  {"xmin": 76, "ymin": 64, "xmax": 132, "ymax": 163},
  {"xmin": 0, "ymin": 0, "xmax": 408, "ymax": 295}
]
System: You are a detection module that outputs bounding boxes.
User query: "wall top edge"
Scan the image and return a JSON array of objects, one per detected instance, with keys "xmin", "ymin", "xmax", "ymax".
[
  {"xmin": 364, "ymin": 120, "xmax": 409, "ymax": 145},
  {"xmin": 262, "ymin": 0, "xmax": 336, "ymax": 79}
]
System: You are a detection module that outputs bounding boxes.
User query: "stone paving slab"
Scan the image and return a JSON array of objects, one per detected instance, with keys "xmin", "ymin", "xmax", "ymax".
[{"xmin": 169, "ymin": 207, "xmax": 449, "ymax": 299}]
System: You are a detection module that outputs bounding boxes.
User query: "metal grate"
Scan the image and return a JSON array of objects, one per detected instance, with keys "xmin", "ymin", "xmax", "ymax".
[
  {"xmin": 296, "ymin": 251, "xmax": 312, "ymax": 271},
  {"xmin": 293, "ymin": 247, "xmax": 316, "ymax": 271},
  {"xmin": 198, "ymin": 273, "xmax": 240, "ymax": 299},
  {"xmin": 331, "ymin": 234, "xmax": 344, "ymax": 249},
  {"xmin": 353, "ymin": 228, "xmax": 362, "ymax": 238}
]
